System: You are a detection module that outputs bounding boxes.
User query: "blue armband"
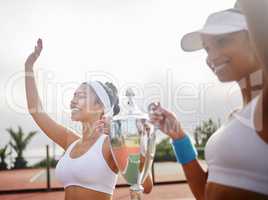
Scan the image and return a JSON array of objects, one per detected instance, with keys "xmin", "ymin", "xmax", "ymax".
[{"xmin": 172, "ymin": 134, "xmax": 197, "ymax": 165}]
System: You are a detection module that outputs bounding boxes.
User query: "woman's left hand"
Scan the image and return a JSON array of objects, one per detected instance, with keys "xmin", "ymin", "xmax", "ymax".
[{"xmin": 149, "ymin": 102, "xmax": 185, "ymax": 140}]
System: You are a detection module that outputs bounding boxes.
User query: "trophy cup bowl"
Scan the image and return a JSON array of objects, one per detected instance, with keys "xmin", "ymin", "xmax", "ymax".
[{"xmin": 109, "ymin": 88, "xmax": 156, "ymax": 200}]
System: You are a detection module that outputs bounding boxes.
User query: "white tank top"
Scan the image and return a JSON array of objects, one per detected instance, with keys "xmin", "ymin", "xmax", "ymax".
[
  {"xmin": 205, "ymin": 96, "xmax": 268, "ymax": 195},
  {"xmin": 55, "ymin": 134, "xmax": 118, "ymax": 195}
]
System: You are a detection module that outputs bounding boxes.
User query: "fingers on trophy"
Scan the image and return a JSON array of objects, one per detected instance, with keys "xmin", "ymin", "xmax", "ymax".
[{"xmin": 148, "ymin": 102, "xmax": 163, "ymax": 130}]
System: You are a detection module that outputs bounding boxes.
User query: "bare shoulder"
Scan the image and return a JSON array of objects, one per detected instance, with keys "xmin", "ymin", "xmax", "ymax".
[
  {"xmin": 263, "ymin": 90, "xmax": 268, "ymax": 143},
  {"xmin": 254, "ymin": 94, "xmax": 268, "ymax": 144},
  {"xmin": 103, "ymin": 135, "xmax": 118, "ymax": 173},
  {"xmin": 103, "ymin": 136, "xmax": 113, "ymax": 158},
  {"xmin": 64, "ymin": 129, "xmax": 81, "ymax": 149}
]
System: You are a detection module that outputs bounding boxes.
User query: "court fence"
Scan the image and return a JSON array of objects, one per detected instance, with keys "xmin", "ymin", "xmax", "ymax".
[{"xmin": 0, "ymin": 145, "xmax": 206, "ymax": 195}]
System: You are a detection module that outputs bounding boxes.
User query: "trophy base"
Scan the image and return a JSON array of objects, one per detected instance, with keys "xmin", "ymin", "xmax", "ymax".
[{"xmin": 129, "ymin": 184, "xmax": 143, "ymax": 200}]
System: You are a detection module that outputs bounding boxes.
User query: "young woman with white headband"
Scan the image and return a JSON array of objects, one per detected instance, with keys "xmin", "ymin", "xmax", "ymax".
[
  {"xmin": 24, "ymin": 39, "xmax": 153, "ymax": 200},
  {"xmin": 150, "ymin": 7, "xmax": 268, "ymax": 200}
]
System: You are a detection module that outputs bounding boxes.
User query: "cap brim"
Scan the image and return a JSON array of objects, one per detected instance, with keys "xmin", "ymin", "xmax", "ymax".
[
  {"xmin": 181, "ymin": 31, "xmax": 203, "ymax": 52},
  {"xmin": 181, "ymin": 25, "xmax": 245, "ymax": 52}
]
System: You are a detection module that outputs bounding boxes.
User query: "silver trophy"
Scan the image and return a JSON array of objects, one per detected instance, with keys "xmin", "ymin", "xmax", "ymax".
[{"xmin": 109, "ymin": 88, "xmax": 156, "ymax": 200}]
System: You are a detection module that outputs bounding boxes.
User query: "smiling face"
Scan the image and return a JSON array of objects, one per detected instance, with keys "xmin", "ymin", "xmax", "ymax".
[
  {"xmin": 201, "ymin": 31, "xmax": 261, "ymax": 82},
  {"xmin": 70, "ymin": 83, "xmax": 103, "ymax": 123}
]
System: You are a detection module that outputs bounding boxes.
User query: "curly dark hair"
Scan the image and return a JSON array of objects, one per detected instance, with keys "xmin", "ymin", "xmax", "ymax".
[{"xmin": 100, "ymin": 81, "xmax": 120, "ymax": 116}]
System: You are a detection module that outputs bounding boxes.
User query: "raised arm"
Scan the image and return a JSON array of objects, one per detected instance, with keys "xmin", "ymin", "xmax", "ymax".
[
  {"xmin": 149, "ymin": 103, "xmax": 207, "ymax": 200},
  {"xmin": 25, "ymin": 39, "xmax": 79, "ymax": 150}
]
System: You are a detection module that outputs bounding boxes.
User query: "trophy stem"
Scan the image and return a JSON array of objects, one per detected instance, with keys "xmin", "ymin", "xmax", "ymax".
[{"xmin": 129, "ymin": 184, "xmax": 143, "ymax": 200}]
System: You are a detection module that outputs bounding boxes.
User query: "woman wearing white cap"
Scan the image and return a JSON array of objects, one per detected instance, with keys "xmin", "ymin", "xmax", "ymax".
[
  {"xmin": 150, "ymin": 7, "xmax": 268, "ymax": 200},
  {"xmin": 24, "ymin": 39, "xmax": 153, "ymax": 200}
]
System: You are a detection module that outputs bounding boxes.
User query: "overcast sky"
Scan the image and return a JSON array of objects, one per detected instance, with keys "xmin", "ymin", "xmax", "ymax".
[{"xmin": 0, "ymin": 0, "xmax": 242, "ymax": 157}]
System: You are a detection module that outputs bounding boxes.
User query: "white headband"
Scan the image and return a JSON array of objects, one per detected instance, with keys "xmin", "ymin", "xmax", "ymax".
[{"xmin": 87, "ymin": 81, "xmax": 112, "ymax": 115}]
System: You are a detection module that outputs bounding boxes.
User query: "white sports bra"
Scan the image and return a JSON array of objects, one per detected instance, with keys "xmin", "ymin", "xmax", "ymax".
[
  {"xmin": 205, "ymin": 96, "xmax": 268, "ymax": 195},
  {"xmin": 55, "ymin": 134, "xmax": 118, "ymax": 195}
]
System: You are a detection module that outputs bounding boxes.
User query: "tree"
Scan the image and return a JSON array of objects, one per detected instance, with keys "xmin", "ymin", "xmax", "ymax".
[
  {"xmin": 0, "ymin": 145, "xmax": 11, "ymax": 170},
  {"xmin": 193, "ymin": 118, "xmax": 220, "ymax": 159},
  {"xmin": 7, "ymin": 126, "xmax": 37, "ymax": 169}
]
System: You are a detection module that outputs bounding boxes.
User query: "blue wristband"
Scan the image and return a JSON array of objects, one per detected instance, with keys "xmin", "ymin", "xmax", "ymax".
[{"xmin": 172, "ymin": 134, "xmax": 197, "ymax": 165}]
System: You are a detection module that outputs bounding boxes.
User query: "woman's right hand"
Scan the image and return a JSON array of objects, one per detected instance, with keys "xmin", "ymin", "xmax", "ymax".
[
  {"xmin": 149, "ymin": 102, "xmax": 185, "ymax": 140},
  {"xmin": 25, "ymin": 38, "xmax": 43, "ymax": 69},
  {"xmin": 93, "ymin": 116, "xmax": 111, "ymax": 135}
]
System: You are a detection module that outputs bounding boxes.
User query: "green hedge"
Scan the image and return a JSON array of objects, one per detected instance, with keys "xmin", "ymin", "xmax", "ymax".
[
  {"xmin": 155, "ymin": 138, "xmax": 206, "ymax": 162},
  {"xmin": 154, "ymin": 138, "xmax": 176, "ymax": 162},
  {"xmin": 31, "ymin": 157, "xmax": 58, "ymax": 168}
]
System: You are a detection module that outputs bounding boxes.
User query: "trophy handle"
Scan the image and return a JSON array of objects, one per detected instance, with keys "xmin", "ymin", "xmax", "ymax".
[
  {"xmin": 147, "ymin": 102, "xmax": 161, "ymax": 130},
  {"xmin": 130, "ymin": 184, "xmax": 143, "ymax": 200}
]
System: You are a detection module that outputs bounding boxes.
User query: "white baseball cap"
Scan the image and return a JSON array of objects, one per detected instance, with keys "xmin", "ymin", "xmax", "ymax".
[{"xmin": 181, "ymin": 9, "xmax": 248, "ymax": 52}]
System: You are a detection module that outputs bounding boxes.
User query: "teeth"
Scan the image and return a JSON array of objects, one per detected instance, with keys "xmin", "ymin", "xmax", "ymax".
[
  {"xmin": 71, "ymin": 108, "xmax": 80, "ymax": 112},
  {"xmin": 214, "ymin": 63, "xmax": 227, "ymax": 73}
]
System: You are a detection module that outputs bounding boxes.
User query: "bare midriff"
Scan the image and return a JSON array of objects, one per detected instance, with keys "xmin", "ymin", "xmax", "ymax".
[
  {"xmin": 206, "ymin": 182, "xmax": 268, "ymax": 200},
  {"xmin": 65, "ymin": 185, "xmax": 112, "ymax": 200}
]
